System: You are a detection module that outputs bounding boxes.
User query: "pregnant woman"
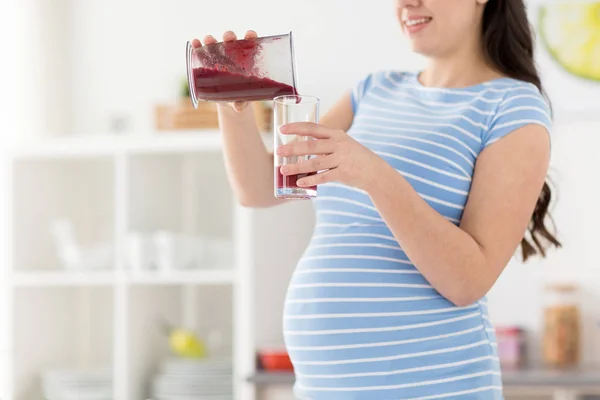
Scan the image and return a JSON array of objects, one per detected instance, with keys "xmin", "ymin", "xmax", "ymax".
[{"xmin": 193, "ymin": 0, "xmax": 560, "ymax": 398}]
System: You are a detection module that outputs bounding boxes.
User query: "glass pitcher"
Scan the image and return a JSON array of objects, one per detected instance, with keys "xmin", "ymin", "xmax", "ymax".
[{"xmin": 186, "ymin": 32, "xmax": 298, "ymax": 106}]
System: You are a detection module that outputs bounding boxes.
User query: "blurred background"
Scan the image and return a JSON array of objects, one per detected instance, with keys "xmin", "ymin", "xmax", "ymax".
[{"xmin": 0, "ymin": 0, "xmax": 599, "ymax": 399}]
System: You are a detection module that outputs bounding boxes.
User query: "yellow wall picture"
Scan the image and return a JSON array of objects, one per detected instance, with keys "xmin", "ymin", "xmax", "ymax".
[{"xmin": 538, "ymin": 2, "xmax": 600, "ymax": 81}]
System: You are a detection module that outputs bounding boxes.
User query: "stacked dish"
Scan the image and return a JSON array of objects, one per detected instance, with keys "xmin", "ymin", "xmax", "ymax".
[{"xmin": 151, "ymin": 358, "xmax": 233, "ymax": 400}]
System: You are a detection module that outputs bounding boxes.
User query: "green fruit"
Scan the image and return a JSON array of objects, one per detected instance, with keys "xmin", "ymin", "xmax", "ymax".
[{"xmin": 538, "ymin": 2, "xmax": 600, "ymax": 81}]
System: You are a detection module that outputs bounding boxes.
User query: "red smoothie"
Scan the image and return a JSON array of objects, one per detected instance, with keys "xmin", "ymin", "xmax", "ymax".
[
  {"xmin": 192, "ymin": 67, "xmax": 297, "ymax": 102},
  {"xmin": 276, "ymin": 166, "xmax": 317, "ymax": 193}
]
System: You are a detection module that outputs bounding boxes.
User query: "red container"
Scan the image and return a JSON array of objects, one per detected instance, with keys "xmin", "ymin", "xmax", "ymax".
[
  {"xmin": 258, "ymin": 349, "xmax": 294, "ymax": 372},
  {"xmin": 496, "ymin": 326, "xmax": 526, "ymax": 369}
]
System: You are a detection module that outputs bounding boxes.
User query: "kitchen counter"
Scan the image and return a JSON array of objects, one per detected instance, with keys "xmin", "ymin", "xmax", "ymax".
[
  {"xmin": 502, "ymin": 368, "xmax": 600, "ymax": 387},
  {"xmin": 248, "ymin": 371, "xmax": 294, "ymax": 385}
]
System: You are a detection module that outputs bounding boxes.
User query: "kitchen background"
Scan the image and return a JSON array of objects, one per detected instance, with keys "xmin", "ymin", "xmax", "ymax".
[{"xmin": 0, "ymin": 0, "xmax": 599, "ymax": 399}]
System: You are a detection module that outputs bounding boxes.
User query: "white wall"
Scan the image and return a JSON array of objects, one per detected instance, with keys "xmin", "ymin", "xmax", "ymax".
[
  {"xmin": 1, "ymin": 0, "xmax": 19, "ymax": 395},
  {"xmin": 65, "ymin": 0, "xmax": 423, "ymax": 135},
  {"xmin": 15, "ymin": 0, "xmax": 71, "ymax": 141},
  {"xmin": 64, "ymin": 0, "xmax": 600, "ymax": 137}
]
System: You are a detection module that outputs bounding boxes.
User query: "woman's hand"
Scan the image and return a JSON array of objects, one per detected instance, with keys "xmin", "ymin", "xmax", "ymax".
[
  {"xmin": 277, "ymin": 122, "xmax": 385, "ymax": 191},
  {"xmin": 191, "ymin": 30, "xmax": 258, "ymax": 112}
]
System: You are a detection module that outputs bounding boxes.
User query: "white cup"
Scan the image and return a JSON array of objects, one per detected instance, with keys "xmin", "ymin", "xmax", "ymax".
[
  {"xmin": 125, "ymin": 232, "xmax": 154, "ymax": 272},
  {"xmin": 153, "ymin": 231, "xmax": 177, "ymax": 273}
]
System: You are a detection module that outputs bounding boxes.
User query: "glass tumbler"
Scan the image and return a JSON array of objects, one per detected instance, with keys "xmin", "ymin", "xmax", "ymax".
[
  {"xmin": 186, "ymin": 32, "xmax": 298, "ymax": 106},
  {"xmin": 274, "ymin": 95, "xmax": 320, "ymax": 199}
]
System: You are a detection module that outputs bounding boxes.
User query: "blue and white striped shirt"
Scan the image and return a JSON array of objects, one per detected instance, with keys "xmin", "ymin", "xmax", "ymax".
[{"xmin": 283, "ymin": 71, "xmax": 551, "ymax": 400}]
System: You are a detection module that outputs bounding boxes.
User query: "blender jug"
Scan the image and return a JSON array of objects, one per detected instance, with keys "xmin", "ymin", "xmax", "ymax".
[{"xmin": 186, "ymin": 32, "xmax": 298, "ymax": 106}]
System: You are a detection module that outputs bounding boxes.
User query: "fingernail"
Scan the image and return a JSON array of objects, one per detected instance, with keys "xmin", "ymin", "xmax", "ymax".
[
  {"xmin": 297, "ymin": 179, "xmax": 306, "ymax": 186},
  {"xmin": 276, "ymin": 146, "xmax": 286, "ymax": 155},
  {"xmin": 280, "ymin": 165, "xmax": 289, "ymax": 174}
]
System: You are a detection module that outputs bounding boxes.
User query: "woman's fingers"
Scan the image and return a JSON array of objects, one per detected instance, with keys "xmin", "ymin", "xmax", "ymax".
[
  {"xmin": 232, "ymin": 101, "xmax": 248, "ymax": 112},
  {"xmin": 197, "ymin": 30, "xmax": 256, "ymax": 112},
  {"xmin": 281, "ymin": 155, "xmax": 337, "ymax": 176},
  {"xmin": 223, "ymin": 31, "xmax": 237, "ymax": 42},
  {"xmin": 195, "ymin": 30, "xmax": 256, "ymax": 48},
  {"xmin": 191, "ymin": 38, "xmax": 202, "ymax": 49},
  {"xmin": 297, "ymin": 169, "xmax": 338, "ymax": 187},
  {"xmin": 203, "ymin": 35, "xmax": 217, "ymax": 45},
  {"xmin": 244, "ymin": 30, "xmax": 258, "ymax": 39}
]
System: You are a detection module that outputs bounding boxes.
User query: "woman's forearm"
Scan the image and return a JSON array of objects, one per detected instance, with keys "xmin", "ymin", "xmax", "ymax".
[
  {"xmin": 218, "ymin": 104, "xmax": 283, "ymax": 208},
  {"xmin": 365, "ymin": 159, "xmax": 490, "ymax": 306}
]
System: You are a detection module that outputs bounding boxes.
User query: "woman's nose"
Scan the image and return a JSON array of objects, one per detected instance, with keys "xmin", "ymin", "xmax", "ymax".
[{"xmin": 397, "ymin": 0, "xmax": 421, "ymax": 8}]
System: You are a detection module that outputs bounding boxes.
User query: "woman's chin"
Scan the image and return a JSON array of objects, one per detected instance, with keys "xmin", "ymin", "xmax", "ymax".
[{"xmin": 408, "ymin": 41, "xmax": 436, "ymax": 57}]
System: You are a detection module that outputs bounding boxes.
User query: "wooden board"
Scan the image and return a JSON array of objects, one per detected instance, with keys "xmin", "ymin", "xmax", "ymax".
[{"xmin": 155, "ymin": 98, "xmax": 272, "ymax": 132}]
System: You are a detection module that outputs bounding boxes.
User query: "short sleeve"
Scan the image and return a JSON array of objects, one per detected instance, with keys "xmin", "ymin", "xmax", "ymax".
[
  {"xmin": 482, "ymin": 85, "xmax": 552, "ymax": 149},
  {"xmin": 350, "ymin": 73, "xmax": 375, "ymax": 114}
]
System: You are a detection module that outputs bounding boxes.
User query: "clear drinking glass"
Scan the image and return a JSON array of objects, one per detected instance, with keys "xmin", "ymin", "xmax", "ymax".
[
  {"xmin": 186, "ymin": 32, "xmax": 298, "ymax": 107},
  {"xmin": 273, "ymin": 95, "xmax": 320, "ymax": 199}
]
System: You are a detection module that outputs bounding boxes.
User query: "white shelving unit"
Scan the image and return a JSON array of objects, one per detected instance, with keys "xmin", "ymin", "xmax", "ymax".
[
  {"xmin": 3, "ymin": 131, "xmax": 264, "ymax": 400},
  {"xmin": 11, "ymin": 271, "xmax": 117, "ymax": 287},
  {"xmin": 9, "ymin": 270, "xmax": 236, "ymax": 287}
]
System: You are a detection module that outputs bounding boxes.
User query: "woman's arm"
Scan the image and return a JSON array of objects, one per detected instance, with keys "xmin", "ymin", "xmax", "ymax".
[{"xmin": 365, "ymin": 125, "xmax": 550, "ymax": 306}]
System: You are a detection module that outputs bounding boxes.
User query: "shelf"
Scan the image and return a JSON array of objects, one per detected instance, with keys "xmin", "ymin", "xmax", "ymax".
[
  {"xmin": 6, "ymin": 123, "xmax": 253, "ymax": 399},
  {"xmin": 248, "ymin": 368, "xmax": 600, "ymax": 388},
  {"xmin": 10, "ymin": 131, "xmax": 274, "ymax": 159},
  {"xmin": 126, "ymin": 269, "xmax": 235, "ymax": 285},
  {"xmin": 12, "ymin": 158, "xmax": 115, "ymax": 272},
  {"xmin": 127, "ymin": 284, "xmax": 234, "ymax": 400},
  {"xmin": 248, "ymin": 371, "xmax": 294, "ymax": 385},
  {"xmin": 502, "ymin": 367, "xmax": 600, "ymax": 387},
  {"xmin": 13, "ymin": 286, "xmax": 114, "ymax": 400},
  {"xmin": 10, "ymin": 131, "xmax": 221, "ymax": 158},
  {"xmin": 10, "ymin": 270, "xmax": 236, "ymax": 287},
  {"xmin": 126, "ymin": 131, "xmax": 222, "ymax": 155},
  {"xmin": 11, "ymin": 270, "xmax": 116, "ymax": 287}
]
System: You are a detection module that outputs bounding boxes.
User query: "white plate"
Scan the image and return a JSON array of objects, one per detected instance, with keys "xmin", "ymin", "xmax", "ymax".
[
  {"xmin": 153, "ymin": 396, "xmax": 232, "ymax": 400},
  {"xmin": 161, "ymin": 359, "xmax": 232, "ymax": 375}
]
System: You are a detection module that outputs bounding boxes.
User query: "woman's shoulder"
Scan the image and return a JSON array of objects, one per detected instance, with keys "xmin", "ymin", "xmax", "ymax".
[
  {"xmin": 481, "ymin": 78, "xmax": 553, "ymax": 148},
  {"xmin": 484, "ymin": 77, "xmax": 546, "ymax": 102},
  {"xmin": 488, "ymin": 78, "xmax": 551, "ymax": 118}
]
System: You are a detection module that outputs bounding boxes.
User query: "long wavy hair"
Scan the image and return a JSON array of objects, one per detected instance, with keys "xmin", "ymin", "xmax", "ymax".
[{"xmin": 481, "ymin": 0, "xmax": 561, "ymax": 260}]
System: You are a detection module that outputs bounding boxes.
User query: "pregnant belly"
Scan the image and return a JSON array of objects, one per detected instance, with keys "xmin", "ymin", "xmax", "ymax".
[
  {"xmin": 282, "ymin": 226, "xmax": 498, "ymax": 397},
  {"xmin": 283, "ymin": 265, "xmax": 485, "ymax": 358}
]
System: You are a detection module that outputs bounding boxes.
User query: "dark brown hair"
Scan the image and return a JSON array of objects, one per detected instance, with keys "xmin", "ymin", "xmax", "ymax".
[{"xmin": 481, "ymin": 0, "xmax": 561, "ymax": 260}]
